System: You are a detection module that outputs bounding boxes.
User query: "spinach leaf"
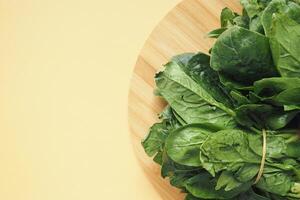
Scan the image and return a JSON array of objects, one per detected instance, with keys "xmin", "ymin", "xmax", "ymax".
[
  {"xmin": 216, "ymin": 171, "xmax": 244, "ymax": 191},
  {"xmin": 185, "ymin": 172, "xmax": 251, "ymax": 199},
  {"xmin": 171, "ymin": 53, "xmax": 196, "ymax": 70},
  {"xmin": 142, "ymin": 106, "xmax": 181, "ymax": 163},
  {"xmin": 155, "ymin": 62, "xmax": 236, "ymax": 129},
  {"xmin": 256, "ymin": 172, "xmax": 294, "ymax": 197},
  {"xmin": 142, "ymin": 122, "xmax": 169, "ymax": 157},
  {"xmin": 185, "ymin": 53, "xmax": 236, "ymax": 108},
  {"xmin": 208, "ymin": 8, "xmax": 249, "ymax": 39},
  {"xmin": 269, "ymin": 14, "xmax": 300, "ymax": 77},
  {"xmin": 161, "ymin": 152, "xmax": 201, "ymax": 189},
  {"xmin": 235, "ymin": 104, "xmax": 297, "ymax": 129},
  {"xmin": 253, "ymin": 78, "xmax": 300, "ymax": 111},
  {"xmin": 262, "ymin": 0, "xmax": 300, "ymax": 36},
  {"xmin": 208, "ymin": 28, "xmax": 228, "ymax": 38},
  {"xmin": 230, "ymin": 91, "xmax": 251, "ymax": 106},
  {"xmin": 221, "ymin": 8, "xmax": 239, "ymax": 28},
  {"xmin": 240, "ymin": 0, "xmax": 271, "ymax": 18},
  {"xmin": 249, "ymin": 15, "xmax": 265, "ymax": 33},
  {"xmin": 165, "ymin": 124, "xmax": 220, "ymax": 167},
  {"xmin": 238, "ymin": 188, "xmax": 271, "ymax": 199},
  {"xmin": 200, "ymin": 129, "xmax": 261, "ymax": 177},
  {"xmin": 218, "ymin": 73, "xmax": 254, "ymax": 90},
  {"xmin": 240, "ymin": 0, "xmax": 266, "ymax": 19},
  {"xmin": 210, "ymin": 26, "xmax": 277, "ymax": 85},
  {"xmin": 240, "ymin": 0, "xmax": 271, "ymax": 33},
  {"xmin": 234, "ymin": 9, "xmax": 250, "ymax": 29},
  {"xmin": 185, "ymin": 188, "xmax": 273, "ymax": 200},
  {"xmin": 274, "ymin": 88, "xmax": 300, "ymax": 106},
  {"xmin": 185, "ymin": 194, "xmax": 202, "ymax": 200},
  {"xmin": 254, "ymin": 77, "xmax": 300, "ymax": 97}
]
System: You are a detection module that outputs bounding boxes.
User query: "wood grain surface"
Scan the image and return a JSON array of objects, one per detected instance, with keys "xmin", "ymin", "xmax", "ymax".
[{"xmin": 128, "ymin": 0, "xmax": 241, "ymax": 199}]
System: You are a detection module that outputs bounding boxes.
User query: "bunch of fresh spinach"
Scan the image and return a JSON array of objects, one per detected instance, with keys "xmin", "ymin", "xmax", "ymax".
[{"xmin": 142, "ymin": 0, "xmax": 300, "ymax": 199}]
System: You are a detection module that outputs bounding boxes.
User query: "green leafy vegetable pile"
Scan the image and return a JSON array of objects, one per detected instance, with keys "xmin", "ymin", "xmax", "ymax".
[{"xmin": 141, "ymin": 0, "xmax": 300, "ymax": 199}]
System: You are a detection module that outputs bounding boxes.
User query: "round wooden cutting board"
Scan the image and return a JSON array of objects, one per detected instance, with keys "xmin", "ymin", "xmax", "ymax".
[{"xmin": 128, "ymin": 0, "xmax": 241, "ymax": 199}]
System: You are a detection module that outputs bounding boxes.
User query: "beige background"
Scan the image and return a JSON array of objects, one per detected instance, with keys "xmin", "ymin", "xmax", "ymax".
[{"xmin": 0, "ymin": 0, "xmax": 181, "ymax": 199}]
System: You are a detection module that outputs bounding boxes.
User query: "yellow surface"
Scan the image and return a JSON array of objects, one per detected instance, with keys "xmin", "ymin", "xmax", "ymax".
[{"xmin": 0, "ymin": 0, "xmax": 180, "ymax": 199}]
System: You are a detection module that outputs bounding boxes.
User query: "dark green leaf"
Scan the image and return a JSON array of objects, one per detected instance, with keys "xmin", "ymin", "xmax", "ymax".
[
  {"xmin": 142, "ymin": 122, "xmax": 169, "ymax": 157},
  {"xmin": 269, "ymin": 14, "xmax": 300, "ymax": 77},
  {"xmin": 156, "ymin": 62, "xmax": 236, "ymax": 129},
  {"xmin": 165, "ymin": 124, "xmax": 220, "ymax": 166},
  {"xmin": 208, "ymin": 28, "xmax": 227, "ymax": 38},
  {"xmin": 235, "ymin": 104, "xmax": 297, "ymax": 130},
  {"xmin": 186, "ymin": 53, "xmax": 236, "ymax": 108},
  {"xmin": 221, "ymin": 8, "xmax": 238, "ymax": 27},
  {"xmin": 210, "ymin": 26, "xmax": 277, "ymax": 84},
  {"xmin": 262, "ymin": 0, "xmax": 300, "ymax": 36},
  {"xmin": 185, "ymin": 172, "xmax": 251, "ymax": 199}
]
